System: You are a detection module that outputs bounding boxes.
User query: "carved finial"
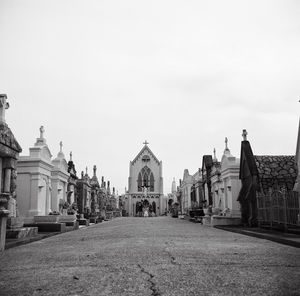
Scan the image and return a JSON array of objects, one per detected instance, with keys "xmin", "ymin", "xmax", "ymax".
[
  {"xmin": 85, "ymin": 166, "xmax": 88, "ymax": 175},
  {"xmin": 93, "ymin": 165, "xmax": 97, "ymax": 176},
  {"xmin": 40, "ymin": 126, "xmax": 45, "ymax": 138},
  {"xmin": 59, "ymin": 141, "xmax": 63, "ymax": 152},
  {"xmin": 225, "ymin": 137, "xmax": 228, "ymax": 149},
  {"xmin": 143, "ymin": 140, "xmax": 149, "ymax": 145},
  {"xmin": 213, "ymin": 148, "xmax": 217, "ymax": 161},
  {"xmin": 0, "ymin": 94, "xmax": 9, "ymax": 124},
  {"xmin": 70, "ymin": 151, "xmax": 73, "ymax": 161},
  {"xmin": 242, "ymin": 129, "xmax": 248, "ymax": 141}
]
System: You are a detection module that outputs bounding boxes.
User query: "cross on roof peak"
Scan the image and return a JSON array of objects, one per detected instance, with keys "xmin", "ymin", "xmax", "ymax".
[
  {"xmin": 143, "ymin": 140, "xmax": 149, "ymax": 145},
  {"xmin": 40, "ymin": 126, "xmax": 45, "ymax": 138},
  {"xmin": 242, "ymin": 129, "xmax": 248, "ymax": 141}
]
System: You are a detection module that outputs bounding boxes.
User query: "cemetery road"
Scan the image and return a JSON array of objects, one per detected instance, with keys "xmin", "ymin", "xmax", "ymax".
[{"xmin": 0, "ymin": 216, "xmax": 300, "ymax": 296}]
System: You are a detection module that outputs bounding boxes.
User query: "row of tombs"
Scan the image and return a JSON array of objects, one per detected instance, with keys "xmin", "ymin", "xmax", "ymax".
[
  {"xmin": 0, "ymin": 94, "xmax": 120, "ymax": 251},
  {"xmin": 173, "ymin": 127, "xmax": 300, "ymax": 228}
]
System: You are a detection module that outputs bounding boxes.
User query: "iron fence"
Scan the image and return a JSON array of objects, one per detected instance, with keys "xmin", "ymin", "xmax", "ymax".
[{"xmin": 257, "ymin": 187, "xmax": 300, "ymax": 230}]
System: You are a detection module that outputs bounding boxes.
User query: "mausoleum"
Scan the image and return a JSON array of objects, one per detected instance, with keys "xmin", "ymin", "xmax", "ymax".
[
  {"xmin": 17, "ymin": 126, "xmax": 54, "ymax": 220},
  {"xmin": 126, "ymin": 141, "xmax": 165, "ymax": 216}
]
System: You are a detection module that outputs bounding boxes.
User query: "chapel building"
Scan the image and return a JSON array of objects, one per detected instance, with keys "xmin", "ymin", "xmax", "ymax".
[{"xmin": 127, "ymin": 141, "xmax": 164, "ymax": 216}]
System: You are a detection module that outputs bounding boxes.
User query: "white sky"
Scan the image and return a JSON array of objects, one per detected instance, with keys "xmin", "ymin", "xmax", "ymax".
[{"xmin": 1, "ymin": 0, "xmax": 299, "ymax": 194}]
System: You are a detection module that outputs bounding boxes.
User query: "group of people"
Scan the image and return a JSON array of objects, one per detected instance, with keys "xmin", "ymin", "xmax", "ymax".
[{"xmin": 135, "ymin": 200, "xmax": 156, "ymax": 217}]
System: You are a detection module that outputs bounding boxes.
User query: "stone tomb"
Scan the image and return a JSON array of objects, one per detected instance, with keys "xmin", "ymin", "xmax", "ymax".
[
  {"xmin": 0, "ymin": 95, "xmax": 37, "ymax": 250},
  {"xmin": 210, "ymin": 138, "xmax": 242, "ymax": 226},
  {"xmin": 17, "ymin": 126, "xmax": 54, "ymax": 222}
]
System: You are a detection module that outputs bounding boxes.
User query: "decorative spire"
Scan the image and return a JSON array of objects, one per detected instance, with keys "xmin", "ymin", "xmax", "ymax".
[
  {"xmin": 93, "ymin": 165, "xmax": 97, "ymax": 177},
  {"xmin": 242, "ymin": 129, "xmax": 248, "ymax": 141},
  {"xmin": 59, "ymin": 141, "xmax": 63, "ymax": 152},
  {"xmin": 213, "ymin": 148, "xmax": 217, "ymax": 162},
  {"xmin": 85, "ymin": 166, "xmax": 88, "ymax": 175},
  {"xmin": 171, "ymin": 178, "xmax": 176, "ymax": 193},
  {"xmin": 223, "ymin": 137, "xmax": 232, "ymax": 156}
]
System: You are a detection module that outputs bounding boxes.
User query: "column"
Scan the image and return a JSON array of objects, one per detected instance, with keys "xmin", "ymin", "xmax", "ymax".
[{"xmin": 4, "ymin": 168, "xmax": 11, "ymax": 193}]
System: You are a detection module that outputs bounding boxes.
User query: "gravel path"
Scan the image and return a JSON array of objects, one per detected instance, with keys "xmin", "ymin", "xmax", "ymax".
[{"xmin": 0, "ymin": 216, "xmax": 299, "ymax": 296}]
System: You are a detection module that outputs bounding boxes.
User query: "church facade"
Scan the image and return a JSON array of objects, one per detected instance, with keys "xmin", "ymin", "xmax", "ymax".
[{"xmin": 126, "ymin": 142, "xmax": 165, "ymax": 216}]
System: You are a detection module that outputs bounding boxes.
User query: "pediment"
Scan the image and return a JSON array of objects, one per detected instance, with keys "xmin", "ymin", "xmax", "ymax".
[
  {"xmin": 132, "ymin": 145, "xmax": 160, "ymax": 165},
  {"xmin": 52, "ymin": 157, "xmax": 68, "ymax": 173},
  {"xmin": 41, "ymin": 146, "xmax": 52, "ymax": 161}
]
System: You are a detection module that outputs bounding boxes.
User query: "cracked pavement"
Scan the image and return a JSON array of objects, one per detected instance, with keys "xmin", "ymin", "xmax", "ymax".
[{"xmin": 0, "ymin": 216, "xmax": 300, "ymax": 296}]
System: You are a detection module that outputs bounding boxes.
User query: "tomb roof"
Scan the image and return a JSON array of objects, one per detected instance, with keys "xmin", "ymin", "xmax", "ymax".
[
  {"xmin": 254, "ymin": 155, "xmax": 297, "ymax": 193},
  {"xmin": 0, "ymin": 123, "xmax": 22, "ymax": 154},
  {"xmin": 90, "ymin": 165, "xmax": 100, "ymax": 186}
]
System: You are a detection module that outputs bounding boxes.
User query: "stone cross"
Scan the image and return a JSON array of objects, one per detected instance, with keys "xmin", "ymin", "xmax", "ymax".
[
  {"xmin": 59, "ymin": 141, "xmax": 63, "ymax": 152},
  {"xmin": 93, "ymin": 165, "xmax": 97, "ymax": 176},
  {"xmin": 242, "ymin": 129, "xmax": 248, "ymax": 141},
  {"xmin": 143, "ymin": 140, "xmax": 149, "ymax": 145},
  {"xmin": 225, "ymin": 137, "xmax": 228, "ymax": 149},
  {"xmin": 0, "ymin": 94, "xmax": 9, "ymax": 124},
  {"xmin": 40, "ymin": 126, "xmax": 45, "ymax": 138}
]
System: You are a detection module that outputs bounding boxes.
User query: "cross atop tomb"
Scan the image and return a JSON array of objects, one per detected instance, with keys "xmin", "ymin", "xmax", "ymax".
[
  {"xmin": 0, "ymin": 94, "xmax": 9, "ymax": 124},
  {"xmin": 143, "ymin": 140, "xmax": 149, "ymax": 145},
  {"xmin": 93, "ymin": 165, "xmax": 97, "ymax": 176},
  {"xmin": 242, "ymin": 129, "xmax": 248, "ymax": 141},
  {"xmin": 40, "ymin": 126, "xmax": 45, "ymax": 139}
]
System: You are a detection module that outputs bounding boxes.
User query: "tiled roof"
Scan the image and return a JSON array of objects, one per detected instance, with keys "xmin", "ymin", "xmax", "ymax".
[{"xmin": 254, "ymin": 155, "xmax": 297, "ymax": 193}]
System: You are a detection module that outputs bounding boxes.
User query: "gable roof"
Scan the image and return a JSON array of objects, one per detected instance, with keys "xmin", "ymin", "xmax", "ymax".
[{"xmin": 131, "ymin": 144, "xmax": 160, "ymax": 165}]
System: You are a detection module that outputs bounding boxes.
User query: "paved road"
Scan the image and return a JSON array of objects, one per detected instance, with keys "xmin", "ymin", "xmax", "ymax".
[{"xmin": 0, "ymin": 217, "xmax": 300, "ymax": 296}]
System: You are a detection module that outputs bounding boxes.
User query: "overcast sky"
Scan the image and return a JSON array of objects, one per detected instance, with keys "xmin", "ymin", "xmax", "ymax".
[{"xmin": 1, "ymin": 0, "xmax": 299, "ymax": 194}]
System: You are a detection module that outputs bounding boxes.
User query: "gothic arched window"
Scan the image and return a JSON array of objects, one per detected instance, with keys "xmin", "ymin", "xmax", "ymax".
[
  {"xmin": 150, "ymin": 172, "xmax": 154, "ymax": 191},
  {"xmin": 137, "ymin": 166, "xmax": 155, "ymax": 192},
  {"xmin": 138, "ymin": 173, "xmax": 142, "ymax": 192}
]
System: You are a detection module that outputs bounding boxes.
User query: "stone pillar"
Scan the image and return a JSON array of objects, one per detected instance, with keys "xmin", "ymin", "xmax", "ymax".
[
  {"xmin": 0, "ymin": 211, "xmax": 9, "ymax": 251},
  {"xmin": 46, "ymin": 179, "xmax": 51, "ymax": 215},
  {"xmin": 4, "ymin": 168, "xmax": 11, "ymax": 193},
  {"xmin": 0, "ymin": 158, "xmax": 2, "ymax": 193}
]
